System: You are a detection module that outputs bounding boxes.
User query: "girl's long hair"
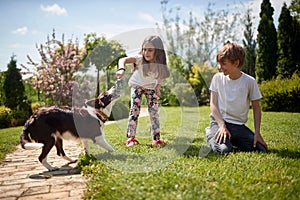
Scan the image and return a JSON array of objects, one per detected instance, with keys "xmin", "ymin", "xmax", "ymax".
[{"xmin": 141, "ymin": 35, "xmax": 170, "ymax": 79}]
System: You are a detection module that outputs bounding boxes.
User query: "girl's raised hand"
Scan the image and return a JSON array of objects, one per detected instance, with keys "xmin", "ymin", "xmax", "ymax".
[{"xmin": 116, "ymin": 68, "xmax": 125, "ymax": 79}]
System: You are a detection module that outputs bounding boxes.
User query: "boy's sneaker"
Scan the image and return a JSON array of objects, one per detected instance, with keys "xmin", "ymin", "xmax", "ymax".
[
  {"xmin": 152, "ymin": 139, "xmax": 166, "ymax": 146},
  {"xmin": 125, "ymin": 137, "xmax": 139, "ymax": 147}
]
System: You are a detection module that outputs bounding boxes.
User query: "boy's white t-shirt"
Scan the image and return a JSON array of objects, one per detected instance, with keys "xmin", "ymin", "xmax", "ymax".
[
  {"xmin": 128, "ymin": 56, "xmax": 159, "ymax": 89},
  {"xmin": 210, "ymin": 72, "xmax": 262, "ymax": 125}
]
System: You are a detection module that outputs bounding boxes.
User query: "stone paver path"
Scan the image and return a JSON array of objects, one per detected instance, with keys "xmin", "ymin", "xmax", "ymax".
[
  {"xmin": 0, "ymin": 107, "xmax": 148, "ymax": 200},
  {"xmin": 0, "ymin": 140, "xmax": 86, "ymax": 200}
]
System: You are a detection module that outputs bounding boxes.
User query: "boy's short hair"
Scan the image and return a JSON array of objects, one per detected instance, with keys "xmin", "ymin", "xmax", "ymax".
[{"xmin": 216, "ymin": 43, "xmax": 245, "ymax": 68}]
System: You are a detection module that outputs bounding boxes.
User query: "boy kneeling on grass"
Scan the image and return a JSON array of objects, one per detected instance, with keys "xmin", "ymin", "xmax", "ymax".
[{"xmin": 206, "ymin": 42, "xmax": 268, "ymax": 153}]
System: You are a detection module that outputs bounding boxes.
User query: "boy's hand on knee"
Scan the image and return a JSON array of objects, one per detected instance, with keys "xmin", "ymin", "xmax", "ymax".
[
  {"xmin": 254, "ymin": 133, "xmax": 268, "ymax": 150},
  {"xmin": 215, "ymin": 125, "xmax": 231, "ymax": 144}
]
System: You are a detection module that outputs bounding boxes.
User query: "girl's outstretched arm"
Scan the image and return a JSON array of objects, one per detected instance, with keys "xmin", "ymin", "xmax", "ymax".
[{"xmin": 116, "ymin": 57, "xmax": 136, "ymax": 78}]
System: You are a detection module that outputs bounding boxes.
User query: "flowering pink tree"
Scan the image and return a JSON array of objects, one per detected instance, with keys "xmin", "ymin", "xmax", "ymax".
[{"xmin": 22, "ymin": 31, "xmax": 85, "ymax": 106}]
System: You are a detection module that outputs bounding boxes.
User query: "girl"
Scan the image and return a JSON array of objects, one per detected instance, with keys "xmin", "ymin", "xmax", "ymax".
[{"xmin": 116, "ymin": 35, "xmax": 170, "ymax": 146}]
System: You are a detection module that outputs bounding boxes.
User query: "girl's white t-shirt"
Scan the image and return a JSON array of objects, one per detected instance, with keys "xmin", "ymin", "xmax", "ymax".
[
  {"xmin": 210, "ymin": 72, "xmax": 262, "ymax": 125},
  {"xmin": 128, "ymin": 56, "xmax": 159, "ymax": 89}
]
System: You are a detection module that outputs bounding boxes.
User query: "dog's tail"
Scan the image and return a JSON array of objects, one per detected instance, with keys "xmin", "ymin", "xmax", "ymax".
[{"xmin": 20, "ymin": 118, "xmax": 44, "ymax": 150}]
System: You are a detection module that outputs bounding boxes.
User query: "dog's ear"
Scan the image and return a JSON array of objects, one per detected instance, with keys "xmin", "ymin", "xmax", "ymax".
[{"xmin": 85, "ymin": 98, "xmax": 104, "ymax": 108}]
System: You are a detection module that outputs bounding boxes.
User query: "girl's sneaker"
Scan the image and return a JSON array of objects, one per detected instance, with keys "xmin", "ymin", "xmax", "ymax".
[
  {"xmin": 152, "ymin": 139, "xmax": 166, "ymax": 146},
  {"xmin": 125, "ymin": 137, "xmax": 140, "ymax": 147}
]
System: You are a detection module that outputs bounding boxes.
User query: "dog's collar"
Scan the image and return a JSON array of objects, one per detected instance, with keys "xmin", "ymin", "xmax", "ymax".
[{"xmin": 96, "ymin": 110, "xmax": 108, "ymax": 123}]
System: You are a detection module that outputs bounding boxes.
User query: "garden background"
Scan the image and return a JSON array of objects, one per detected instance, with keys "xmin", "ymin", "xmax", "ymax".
[{"xmin": 0, "ymin": 0, "xmax": 299, "ymax": 199}]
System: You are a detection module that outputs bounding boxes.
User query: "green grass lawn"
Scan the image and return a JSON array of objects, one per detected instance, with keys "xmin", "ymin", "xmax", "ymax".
[
  {"xmin": 0, "ymin": 126, "xmax": 22, "ymax": 161},
  {"xmin": 1, "ymin": 106, "xmax": 299, "ymax": 199},
  {"xmin": 78, "ymin": 106, "xmax": 300, "ymax": 200}
]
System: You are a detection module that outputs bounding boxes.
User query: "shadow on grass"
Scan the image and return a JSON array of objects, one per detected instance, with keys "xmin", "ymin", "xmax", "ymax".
[
  {"xmin": 77, "ymin": 136, "xmax": 203, "ymax": 171},
  {"xmin": 269, "ymin": 148, "xmax": 300, "ymax": 159},
  {"xmin": 183, "ymin": 144, "xmax": 300, "ymax": 160},
  {"xmin": 81, "ymin": 136, "xmax": 284, "ymax": 171},
  {"xmin": 181, "ymin": 137, "xmax": 300, "ymax": 160},
  {"xmin": 93, "ymin": 151, "xmax": 142, "ymax": 161},
  {"xmin": 181, "ymin": 136, "xmax": 211, "ymax": 157}
]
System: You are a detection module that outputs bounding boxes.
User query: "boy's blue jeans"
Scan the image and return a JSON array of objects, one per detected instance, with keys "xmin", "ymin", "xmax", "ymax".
[{"xmin": 206, "ymin": 117, "xmax": 267, "ymax": 153}]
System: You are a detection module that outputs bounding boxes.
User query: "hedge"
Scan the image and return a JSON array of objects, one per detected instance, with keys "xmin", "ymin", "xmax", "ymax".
[
  {"xmin": 259, "ymin": 73, "xmax": 300, "ymax": 112},
  {"xmin": 0, "ymin": 106, "xmax": 12, "ymax": 128}
]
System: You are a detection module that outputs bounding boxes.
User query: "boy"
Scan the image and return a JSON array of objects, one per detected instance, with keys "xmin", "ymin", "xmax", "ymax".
[{"xmin": 206, "ymin": 43, "xmax": 267, "ymax": 153}]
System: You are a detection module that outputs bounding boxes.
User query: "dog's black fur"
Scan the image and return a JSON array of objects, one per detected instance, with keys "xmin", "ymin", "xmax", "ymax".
[{"xmin": 20, "ymin": 87, "xmax": 119, "ymax": 171}]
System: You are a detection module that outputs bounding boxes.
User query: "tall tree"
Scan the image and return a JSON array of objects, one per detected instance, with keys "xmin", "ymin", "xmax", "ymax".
[
  {"xmin": 0, "ymin": 72, "xmax": 4, "ymax": 105},
  {"xmin": 158, "ymin": 1, "xmax": 241, "ymax": 105},
  {"xmin": 277, "ymin": 3, "xmax": 295, "ymax": 78},
  {"xmin": 289, "ymin": 0, "xmax": 300, "ymax": 21},
  {"xmin": 159, "ymin": 0, "xmax": 241, "ymax": 70},
  {"xmin": 256, "ymin": 0, "xmax": 278, "ymax": 83},
  {"xmin": 289, "ymin": 0, "xmax": 300, "ymax": 75},
  {"xmin": 242, "ymin": 8, "xmax": 256, "ymax": 78},
  {"xmin": 4, "ymin": 55, "xmax": 26, "ymax": 110},
  {"xmin": 83, "ymin": 33, "xmax": 126, "ymax": 95},
  {"xmin": 22, "ymin": 30, "xmax": 85, "ymax": 106}
]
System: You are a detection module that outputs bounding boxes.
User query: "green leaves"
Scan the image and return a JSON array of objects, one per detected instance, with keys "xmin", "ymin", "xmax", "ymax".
[
  {"xmin": 22, "ymin": 30, "xmax": 85, "ymax": 106},
  {"xmin": 259, "ymin": 74, "xmax": 300, "ymax": 112},
  {"xmin": 256, "ymin": 0, "xmax": 278, "ymax": 83}
]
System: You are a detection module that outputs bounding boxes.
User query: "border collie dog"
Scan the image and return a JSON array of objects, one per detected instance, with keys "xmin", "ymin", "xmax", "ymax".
[{"xmin": 20, "ymin": 87, "xmax": 120, "ymax": 171}]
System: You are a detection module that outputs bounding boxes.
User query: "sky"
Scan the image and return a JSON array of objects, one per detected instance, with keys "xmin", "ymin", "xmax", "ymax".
[{"xmin": 0, "ymin": 0, "xmax": 291, "ymax": 72}]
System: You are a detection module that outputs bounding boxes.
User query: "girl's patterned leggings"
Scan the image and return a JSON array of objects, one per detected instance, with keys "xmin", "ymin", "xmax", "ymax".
[{"xmin": 127, "ymin": 86, "xmax": 161, "ymax": 141}]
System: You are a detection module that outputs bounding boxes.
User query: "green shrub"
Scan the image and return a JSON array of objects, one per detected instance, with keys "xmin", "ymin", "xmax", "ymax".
[
  {"xmin": 189, "ymin": 63, "xmax": 218, "ymax": 105},
  {"xmin": 10, "ymin": 110, "xmax": 30, "ymax": 127},
  {"xmin": 31, "ymin": 102, "xmax": 46, "ymax": 113},
  {"xmin": 108, "ymin": 96, "xmax": 130, "ymax": 121},
  {"xmin": 173, "ymin": 83, "xmax": 198, "ymax": 106},
  {"xmin": 0, "ymin": 106, "xmax": 12, "ymax": 128},
  {"xmin": 160, "ymin": 86, "xmax": 179, "ymax": 106},
  {"xmin": 259, "ymin": 73, "xmax": 300, "ymax": 112}
]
